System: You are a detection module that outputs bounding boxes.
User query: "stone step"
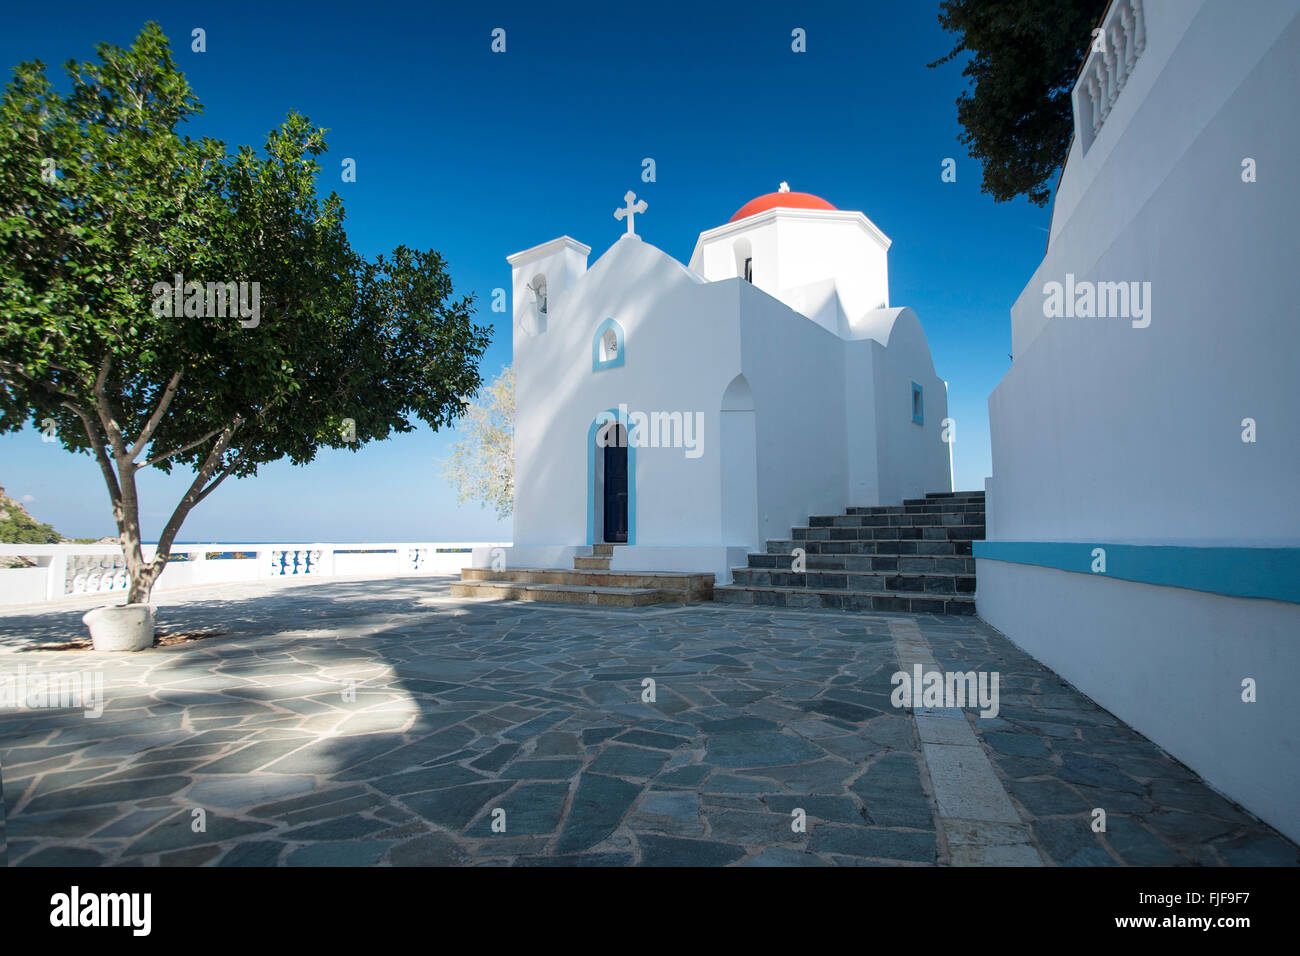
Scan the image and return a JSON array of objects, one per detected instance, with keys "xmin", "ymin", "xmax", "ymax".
[
  {"xmin": 766, "ymin": 539, "xmax": 974, "ymax": 556},
  {"xmin": 721, "ymin": 488, "xmax": 985, "ymax": 615},
  {"xmin": 461, "ymin": 567, "xmax": 714, "ymax": 601},
  {"xmin": 731, "ymin": 567, "xmax": 976, "ymax": 595},
  {"xmin": 592, "ymin": 544, "xmax": 616, "ymax": 557},
  {"xmin": 792, "ymin": 525, "xmax": 985, "ymax": 542},
  {"xmin": 573, "ymin": 556, "xmax": 611, "ymax": 570},
  {"xmin": 809, "ymin": 511, "xmax": 984, "ymax": 528},
  {"xmin": 846, "ymin": 502, "xmax": 986, "ymax": 516},
  {"xmin": 714, "ymin": 584, "xmax": 976, "ymax": 615},
  {"xmin": 747, "ymin": 552, "xmax": 976, "ymax": 574},
  {"xmin": 451, "ymin": 580, "xmax": 673, "ymax": 607}
]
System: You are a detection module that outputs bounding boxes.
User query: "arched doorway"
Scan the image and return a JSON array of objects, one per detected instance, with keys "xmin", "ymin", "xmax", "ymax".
[
  {"xmin": 602, "ymin": 423, "xmax": 628, "ymax": 543},
  {"xmin": 721, "ymin": 374, "xmax": 758, "ymax": 549},
  {"xmin": 588, "ymin": 410, "xmax": 636, "ymax": 545}
]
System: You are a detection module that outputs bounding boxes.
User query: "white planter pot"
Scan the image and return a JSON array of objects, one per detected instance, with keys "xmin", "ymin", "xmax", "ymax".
[{"xmin": 83, "ymin": 603, "xmax": 155, "ymax": 652}]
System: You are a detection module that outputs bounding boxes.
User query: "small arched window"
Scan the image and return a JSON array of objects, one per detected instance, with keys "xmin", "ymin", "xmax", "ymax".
[
  {"xmin": 523, "ymin": 274, "xmax": 548, "ymax": 335},
  {"xmin": 592, "ymin": 318, "xmax": 625, "ymax": 371},
  {"xmin": 530, "ymin": 274, "xmax": 547, "ymax": 315}
]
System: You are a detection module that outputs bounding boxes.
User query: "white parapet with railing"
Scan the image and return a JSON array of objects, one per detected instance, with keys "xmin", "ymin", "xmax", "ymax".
[
  {"xmin": 0, "ymin": 542, "xmax": 510, "ymax": 607},
  {"xmin": 1073, "ymin": 0, "xmax": 1147, "ymax": 156}
]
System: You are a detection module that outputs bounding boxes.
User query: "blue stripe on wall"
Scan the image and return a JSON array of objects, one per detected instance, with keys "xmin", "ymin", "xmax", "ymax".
[{"xmin": 974, "ymin": 541, "xmax": 1300, "ymax": 605}]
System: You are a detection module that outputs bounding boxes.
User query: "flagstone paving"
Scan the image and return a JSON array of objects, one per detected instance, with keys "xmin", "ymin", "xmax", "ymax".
[{"xmin": 0, "ymin": 576, "xmax": 1295, "ymax": 867}]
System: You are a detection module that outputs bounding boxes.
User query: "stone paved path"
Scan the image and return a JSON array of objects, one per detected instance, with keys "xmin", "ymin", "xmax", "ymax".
[{"xmin": 0, "ymin": 577, "xmax": 1294, "ymax": 866}]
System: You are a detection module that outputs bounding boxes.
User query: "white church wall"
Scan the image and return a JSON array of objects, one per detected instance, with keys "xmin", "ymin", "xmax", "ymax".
[
  {"xmin": 513, "ymin": 236, "xmax": 734, "ymax": 550},
  {"xmin": 843, "ymin": 339, "xmax": 881, "ymax": 506},
  {"xmin": 690, "ymin": 210, "xmax": 890, "ymax": 334},
  {"xmin": 737, "ymin": 283, "xmax": 850, "ymax": 543},
  {"xmin": 609, "ymin": 546, "xmax": 750, "ymax": 580},
  {"xmin": 979, "ymin": 1, "xmax": 1300, "ymax": 842},
  {"xmin": 777, "ymin": 277, "xmax": 847, "ymax": 337},
  {"xmin": 689, "ymin": 217, "xmax": 779, "ymax": 283},
  {"xmin": 978, "ymin": 561, "xmax": 1300, "ymax": 844},
  {"xmin": 773, "ymin": 215, "xmax": 890, "ymax": 321},
  {"xmin": 867, "ymin": 309, "xmax": 952, "ymax": 503}
]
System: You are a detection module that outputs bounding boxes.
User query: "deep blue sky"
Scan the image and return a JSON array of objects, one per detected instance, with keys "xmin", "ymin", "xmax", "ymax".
[{"xmin": 0, "ymin": 0, "xmax": 1051, "ymax": 542}]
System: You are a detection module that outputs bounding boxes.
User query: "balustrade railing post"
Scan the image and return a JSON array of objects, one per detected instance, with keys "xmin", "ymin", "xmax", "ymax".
[{"xmin": 46, "ymin": 553, "xmax": 67, "ymax": 601}]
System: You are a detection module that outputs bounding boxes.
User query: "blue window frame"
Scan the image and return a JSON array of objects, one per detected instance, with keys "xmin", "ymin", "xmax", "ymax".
[{"xmin": 911, "ymin": 381, "xmax": 924, "ymax": 425}]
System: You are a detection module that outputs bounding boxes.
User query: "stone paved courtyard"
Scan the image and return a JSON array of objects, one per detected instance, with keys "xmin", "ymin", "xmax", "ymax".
[{"xmin": 0, "ymin": 576, "xmax": 1295, "ymax": 867}]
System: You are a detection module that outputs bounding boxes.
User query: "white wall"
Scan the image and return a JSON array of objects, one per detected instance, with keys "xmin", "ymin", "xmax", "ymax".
[
  {"xmin": 720, "ymin": 374, "xmax": 759, "ymax": 547},
  {"xmin": 979, "ymin": 561, "xmax": 1300, "ymax": 844},
  {"xmin": 738, "ymin": 281, "xmax": 850, "ymax": 543},
  {"xmin": 991, "ymin": 1, "xmax": 1300, "ymax": 546},
  {"xmin": 690, "ymin": 208, "xmax": 891, "ymax": 330},
  {"xmin": 981, "ymin": 0, "xmax": 1300, "ymax": 843},
  {"xmin": 868, "ymin": 309, "xmax": 952, "ymax": 504},
  {"xmin": 0, "ymin": 567, "xmax": 48, "ymax": 605},
  {"xmin": 512, "ymin": 236, "xmax": 729, "ymax": 548}
]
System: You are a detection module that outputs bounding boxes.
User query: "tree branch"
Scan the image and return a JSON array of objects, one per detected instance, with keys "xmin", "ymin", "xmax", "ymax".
[
  {"xmin": 128, "ymin": 369, "xmax": 183, "ymax": 460},
  {"xmin": 150, "ymin": 416, "xmax": 244, "ymax": 568},
  {"xmin": 141, "ymin": 425, "xmax": 224, "ymax": 470},
  {"xmin": 89, "ymin": 355, "xmax": 130, "ymax": 461},
  {"xmin": 193, "ymin": 451, "xmax": 247, "ymax": 506},
  {"xmin": 63, "ymin": 400, "xmax": 122, "ymax": 510},
  {"xmin": 0, "ymin": 361, "xmax": 84, "ymax": 405}
]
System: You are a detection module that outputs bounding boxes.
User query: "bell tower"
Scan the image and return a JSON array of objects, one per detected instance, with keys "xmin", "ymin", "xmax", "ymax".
[{"xmin": 506, "ymin": 236, "xmax": 590, "ymax": 336}]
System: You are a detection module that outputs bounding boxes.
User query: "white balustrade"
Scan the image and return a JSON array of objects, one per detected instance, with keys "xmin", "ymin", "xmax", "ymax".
[
  {"xmin": 1076, "ymin": 0, "xmax": 1146, "ymax": 153},
  {"xmin": 0, "ymin": 542, "xmax": 508, "ymax": 606}
]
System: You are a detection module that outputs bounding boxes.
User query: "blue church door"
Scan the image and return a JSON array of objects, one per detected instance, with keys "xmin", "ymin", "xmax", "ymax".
[{"xmin": 603, "ymin": 425, "xmax": 628, "ymax": 543}]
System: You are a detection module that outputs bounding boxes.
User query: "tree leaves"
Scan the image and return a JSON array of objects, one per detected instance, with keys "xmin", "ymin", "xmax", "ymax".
[
  {"xmin": 930, "ymin": 0, "xmax": 1107, "ymax": 206},
  {"xmin": 0, "ymin": 22, "xmax": 492, "ymax": 598},
  {"xmin": 442, "ymin": 366, "xmax": 514, "ymax": 520}
]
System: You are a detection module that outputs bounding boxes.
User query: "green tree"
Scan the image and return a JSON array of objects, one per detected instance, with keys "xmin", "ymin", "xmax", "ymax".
[
  {"xmin": 441, "ymin": 365, "xmax": 513, "ymax": 520},
  {"xmin": 929, "ymin": 0, "xmax": 1108, "ymax": 206},
  {"xmin": 0, "ymin": 23, "xmax": 491, "ymax": 603}
]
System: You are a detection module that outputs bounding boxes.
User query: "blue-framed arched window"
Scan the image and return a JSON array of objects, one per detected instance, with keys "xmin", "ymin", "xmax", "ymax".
[{"xmin": 592, "ymin": 318, "xmax": 625, "ymax": 371}]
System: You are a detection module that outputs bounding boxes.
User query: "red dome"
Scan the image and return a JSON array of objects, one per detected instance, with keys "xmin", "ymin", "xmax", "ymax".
[{"xmin": 729, "ymin": 191, "xmax": 836, "ymax": 222}]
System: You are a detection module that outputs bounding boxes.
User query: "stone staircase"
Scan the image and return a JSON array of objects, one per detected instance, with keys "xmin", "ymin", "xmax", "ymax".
[
  {"xmin": 714, "ymin": 491, "xmax": 984, "ymax": 615},
  {"xmin": 451, "ymin": 544, "xmax": 715, "ymax": 607}
]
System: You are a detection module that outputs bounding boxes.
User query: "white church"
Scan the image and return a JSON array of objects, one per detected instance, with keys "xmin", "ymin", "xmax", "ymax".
[{"xmin": 479, "ymin": 185, "xmax": 953, "ymax": 583}]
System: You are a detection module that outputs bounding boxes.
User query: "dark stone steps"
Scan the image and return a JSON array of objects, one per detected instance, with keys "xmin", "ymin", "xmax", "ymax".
[
  {"xmin": 731, "ymin": 568, "xmax": 976, "ymax": 595},
  {"xmin": 809, "ymin": 512, "xmax": 984, "ymax": 527},
  {"xmin": 714, "ymin": 585, "xmax": 977, "ymax": 615},
  {"xmin": 792, "ymin": 525, "xmax": 985, "ymax": 542},
  {"xmin": 766, "ymin": 539, "xmax": 974, "ymax": 556},
  {"xmin": 720, "ymin": 489, "xmax": 986, "ymax": 616},
  {"xmin": 746, "ymin": 552, "xmax": 976, "ymax": 573}
]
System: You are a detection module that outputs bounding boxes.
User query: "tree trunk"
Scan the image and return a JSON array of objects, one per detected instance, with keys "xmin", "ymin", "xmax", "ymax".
[
  {"xmin": 113, "ymin": 447, "xmax": 156, "ymax": 605},
  {"xmin": 124, "ymin": 533, "xmax": 156, "ymax": 605},
  {"xmin": 77, "ymin": 367, "xmax": 238, "ymax": 607}
]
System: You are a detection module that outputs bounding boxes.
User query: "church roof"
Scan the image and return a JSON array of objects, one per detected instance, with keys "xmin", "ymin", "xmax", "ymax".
[{"xmin": 729, "ymin": 190, "xmax": 836, "ymax": 222}]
